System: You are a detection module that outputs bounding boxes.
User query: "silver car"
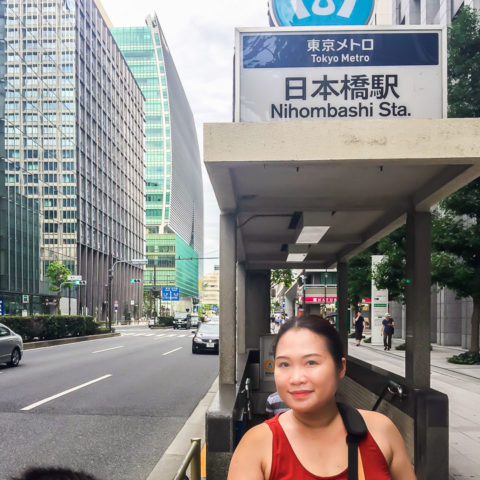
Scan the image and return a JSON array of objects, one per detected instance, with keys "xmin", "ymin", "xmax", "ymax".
[{"xmin": 0, "ymin": 323, "xmax": 23, "ymax": 367}]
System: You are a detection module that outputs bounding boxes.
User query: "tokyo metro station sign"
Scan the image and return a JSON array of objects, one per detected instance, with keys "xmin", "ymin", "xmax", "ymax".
[
  {"xmin": 269, "ymin": 0, "xmax": 376, "ymax": 27},
  {"xmin": 235, "ymin": 27, "xmax": 447, "ymax": 122}
]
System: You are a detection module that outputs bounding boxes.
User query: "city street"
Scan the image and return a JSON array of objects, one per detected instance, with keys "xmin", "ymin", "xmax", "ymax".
[{"xmin": 0, "ymin": 326, "xmax": 218, "ymax": 480}]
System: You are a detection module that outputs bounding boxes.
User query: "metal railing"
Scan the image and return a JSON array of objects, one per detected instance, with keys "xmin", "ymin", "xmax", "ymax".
[{"xmin": 172, "ymin": 438, "xmax": 201, "ymax": 480}]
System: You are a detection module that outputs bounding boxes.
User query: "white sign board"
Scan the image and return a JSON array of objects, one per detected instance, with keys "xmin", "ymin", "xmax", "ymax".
[
  {"xmin": 260, "ymin": 334, "xmax": 276, "ymax": 390},
  {"xmin": 235, "ymin": 26, "xmax": 446, "ymax": 122},
  {"xmin": 68, "ymin": 275, "xmax": 82, "ymax": 281},
  {"xmin": 371, "ymin": 255, "xmax": 388, "ymax": 346}
]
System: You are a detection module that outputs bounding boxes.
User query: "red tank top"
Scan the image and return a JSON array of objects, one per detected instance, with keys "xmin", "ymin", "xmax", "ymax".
[{"xmin": 265, "ymin": 413, "xmax": 391, "ymax": 480}]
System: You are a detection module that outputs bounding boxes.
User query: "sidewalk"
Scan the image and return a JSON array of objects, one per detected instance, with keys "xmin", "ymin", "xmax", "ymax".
[{"xmin": 349, "ymin": 337, "xmax": 480, "ymax": 480}]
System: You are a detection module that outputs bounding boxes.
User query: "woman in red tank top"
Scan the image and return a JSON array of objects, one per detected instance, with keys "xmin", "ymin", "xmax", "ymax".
[{"xmin": 228, "ymin": 315, "xmax": 415, "ymax": 480}]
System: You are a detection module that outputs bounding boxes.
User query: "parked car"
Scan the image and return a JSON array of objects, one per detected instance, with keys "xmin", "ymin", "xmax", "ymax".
[
  {"xmin": 192, "ymin": 322, "xmax": 219, "ymax": 354},
  {"xmin": 173, "ymin": 313, "xmax": 191, "ymax": 329},
  {"xmin": 0, "ymin": 323, "xmax": 23, "ymax": 367}
]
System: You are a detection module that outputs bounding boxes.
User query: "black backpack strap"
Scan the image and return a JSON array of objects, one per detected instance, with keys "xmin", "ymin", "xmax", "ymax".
[{"xmin": 337, "ymin": 403, "xmax": 367, "ymax": 480}]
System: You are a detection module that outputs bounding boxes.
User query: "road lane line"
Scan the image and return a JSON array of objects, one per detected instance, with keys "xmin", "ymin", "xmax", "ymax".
[
  {"xmin": 162, "ymin": 347, "xmax": 182, "ymax": 356},
  {"xmin": 21, "ymin": 374, "xmax": 112, "ymax": 411},
  {"xmin": 133, "ymin": 333, "xmax": 144, "ymax": 336},
  {"xmin": 156, "ymin": 334, "xmax": 166, "ymax": 337},
  {"xmin": 167, "ymin": 334, "xmax": 176, "ymax": 337},
  {"xmin": 92, "ymin": 346, "xmax": 124, "ymax": 354},
  {"xmin": 144, "ymin": 334, "xmax": 155, "ymax": 337},
  {"xmin": 178, "ymin": 334, "xmax": 187, "ymax": 337}
]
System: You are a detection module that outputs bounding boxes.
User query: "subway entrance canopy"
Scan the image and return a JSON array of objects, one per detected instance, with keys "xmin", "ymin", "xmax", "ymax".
[
  {"xmin": 203, "ymin": 117, "xmax": 480, "ymax": 480},
  {"xmin": 205, "ymin": 118, "xmax": 480, "ymax": 271}
]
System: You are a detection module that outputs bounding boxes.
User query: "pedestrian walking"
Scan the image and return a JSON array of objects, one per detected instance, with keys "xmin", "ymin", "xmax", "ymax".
[
  {"xmin": 382, "ymin": 313, "xmax": 395, "ymax": 351},
  {"xmin": 354, "ymin": 310, "xmax": 365, "ymax": 346}
]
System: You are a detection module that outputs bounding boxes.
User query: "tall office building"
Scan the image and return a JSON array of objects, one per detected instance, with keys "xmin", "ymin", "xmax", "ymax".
[
  {"xmin": 393, "ymin": 0, "xmax": 477, "ymax": 24},
  {"xmin": 1, "ymin": 0, "xmax": 145, "ymax": 318},
  {"xmin": 112, "ymin": 14, "xmax": 203, "ymax": 312}
]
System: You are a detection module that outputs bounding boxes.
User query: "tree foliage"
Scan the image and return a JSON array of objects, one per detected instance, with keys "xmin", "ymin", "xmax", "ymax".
[
  {"xmin": 45, "ymin": 262, "xmax": 72, "ymax": 292},
  {"xmin": 271, "ymin": 269, "xmax": 294, "ymax": 288},
  {"xmin": 45, "ymin": 262, "xmax": 72, "ymax": 315},
  {"xmin": 347, "ymin": 247, "xmax": 376, "ymax": 307},
  {"xmin": 372, "ymin": 226, "xmax": 407, "ymax": 303},
  {"xmin": 448, "ymin": 6, "xmax": 480, "ymax": 118}
]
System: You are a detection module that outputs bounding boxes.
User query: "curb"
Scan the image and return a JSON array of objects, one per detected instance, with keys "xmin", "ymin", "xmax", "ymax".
[
  {"xmin": 23, "ymin": 332, "xmax": 120, "ymax": 350},
  {"xmin": 147, "ymin": 377, "xmax": 219, "ymax": 480}
]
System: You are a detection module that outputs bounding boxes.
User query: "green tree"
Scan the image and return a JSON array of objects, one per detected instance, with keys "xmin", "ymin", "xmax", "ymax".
[
  {"xmin": 45, "ymin": 262, "xmax": 72, "ymax": 314},
  {"xmin": 271, "ymin": 269, "xmax": 294, "ymax": 288},
  {"xmin": 348, "ymin": 246, "xmax": 377, "ymax": 307},
  {"xmin": 448, "ymin": 6, "xmax": 480, "ymax": 118},
  {"xmin": 431, "ymin": 185, "xmax": 480, "ymax": 353},
  {"xmin": 372, "ymin": 226, "xmax": 407, "ymax": 303}
]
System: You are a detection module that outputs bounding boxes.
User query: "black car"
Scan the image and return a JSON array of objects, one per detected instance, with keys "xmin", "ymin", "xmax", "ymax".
[
  {"xmin": 192, "ymin": 322, "xmax": 219, "ymax": 354},
  {"xmin": 173, "ymin": 313, "xmax": 191, "ymax": 329}
]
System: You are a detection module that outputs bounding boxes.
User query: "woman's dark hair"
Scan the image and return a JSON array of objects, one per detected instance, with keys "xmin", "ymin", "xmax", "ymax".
[
  {"xmin": 12, "ymin": 468, "xmax": 99, "ymax": 480},
  {"xmin": 273, "ymin": 315, "xmax": 345, "ymax": 370}
]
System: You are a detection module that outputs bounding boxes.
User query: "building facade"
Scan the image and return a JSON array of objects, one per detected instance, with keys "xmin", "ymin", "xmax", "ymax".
[
  {"xmin": 112, "ymin": 14, "xmax": 203, "ymax": 314},
  {"xmin": 200, "ymin": 266, "xmax": 220, "ymax": 309},
  {"xmin": 2, "ymin": 0, "xmax": 145, "ymax": 319}
]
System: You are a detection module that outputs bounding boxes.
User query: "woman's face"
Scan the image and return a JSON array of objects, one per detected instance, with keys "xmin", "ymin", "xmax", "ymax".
[{"xmin": 274, "ymin": 328, "xmax": 345, "ymax": 413}]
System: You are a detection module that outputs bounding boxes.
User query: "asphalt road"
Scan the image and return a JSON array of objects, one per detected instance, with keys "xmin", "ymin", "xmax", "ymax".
[{"xmin": 0, "ymin": 326, "xmax": 218, "ymax": 480}]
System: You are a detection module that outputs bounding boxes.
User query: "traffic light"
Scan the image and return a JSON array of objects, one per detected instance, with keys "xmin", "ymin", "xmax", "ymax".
[
  {"xmin": 73, "ymin": 280, "xmax": 87, "ymax": 286},
  {"xmin": 151, "ymin": 289, "xmax": 160, "ymax": 298},
  {"xmin": 130, "ymin": 278, "xmax": 141, "ymax": 283}
]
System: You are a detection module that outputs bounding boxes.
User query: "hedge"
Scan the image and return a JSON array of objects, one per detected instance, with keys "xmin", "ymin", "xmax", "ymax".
[
  {"xmin": 1, "ymin": 315, "xmax": 102, "ymax": 342},
  {"xmin": 447, "ymin": 351, "xmax": 480, "ymax": 365}
]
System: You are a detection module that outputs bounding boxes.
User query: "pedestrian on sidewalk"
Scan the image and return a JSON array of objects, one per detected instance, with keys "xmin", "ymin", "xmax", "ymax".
[
  {"xmin": 382, "ymin": 313, "xmax": 395, "ymax": 351},
  {"xmin": 354, "ymin": 310, "xmax": 365, "ymax": 346}
]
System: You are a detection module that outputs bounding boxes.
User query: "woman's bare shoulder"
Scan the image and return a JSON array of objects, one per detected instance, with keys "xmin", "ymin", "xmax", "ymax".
[
  {"xmin": 227, "ymin": 423, "xmax": 272, "ymax": 480},
  {"xmin": 358, "ymin": 409, "xmax": 400, "ymax": 439}
]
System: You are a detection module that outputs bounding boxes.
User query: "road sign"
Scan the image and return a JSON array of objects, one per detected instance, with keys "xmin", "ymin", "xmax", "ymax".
[
  {"xmin": 68, "ymin": 275, "xmax": 82, "ymax": 281},
  {"xmin": 114, "ymin": 300, "xmax": 119, "ymax": 306},
  {"xmin": 236, "ymin": 27, "xmax": 446, "ymax": 122},
  {"xmin": 162, "ymin": 286, "xmax": 180, "ymax": 301},
  {"xmin": 74, "ymin": 280, "xmax": 87, "ymax": 286},
  {"xmin": 130, "ymin": 300, "xmax": 135, "ymax": 306},
  {"xmin": 269, "ymin": 0, "xmax": 375, "ymax": 27},
  {"xmin": 0, "ymin": 298, "xmax": 4, "ymax": 316},
  {"xmin": 212, "ymin": 305, "xmax": 218, "ymax": 312},
  {"xmin": 22, "ymin": 294, "xmax": 29, "ymax": 304},
  {"xmin": 114, "ymin": 305, "xmax": 118, "ymax": 311}
]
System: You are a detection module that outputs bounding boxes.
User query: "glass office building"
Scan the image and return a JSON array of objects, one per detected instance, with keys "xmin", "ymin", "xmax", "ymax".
[
  {"xmin": 1, "ymin": 0, "xmax": 145, "ymax": 319},
  {"xmin": 112, "ymin": 14, "xmax": 203, "ymax": 310}
]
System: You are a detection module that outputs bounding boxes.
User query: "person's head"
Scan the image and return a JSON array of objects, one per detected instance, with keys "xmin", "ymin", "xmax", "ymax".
[
  {"xmin": 385, "ymin": 312, "xmax": 391, "ymax": 319},
  {"xmin": 12, "ymin": 468, "xmax": 99, "ymax": 480},
  {"xmin": 273, "ymin": 315, "xmax": 346, "ymax": 413}
]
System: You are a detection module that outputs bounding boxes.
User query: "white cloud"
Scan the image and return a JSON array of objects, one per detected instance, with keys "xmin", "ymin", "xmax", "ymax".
[{"xmin": 101, "ymin": 0, "xmax": 268, "ymax": 274}]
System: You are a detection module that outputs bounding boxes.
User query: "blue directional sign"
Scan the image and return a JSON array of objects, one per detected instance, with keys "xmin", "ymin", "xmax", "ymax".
[
  {"xmin": 0, "ymin": 298, "xmax": 4, "ymax": 316},
  {"xmin": 270, "ymin": 0, "xmax": 375, "ymax": 27},
  {"xmin": 212, "ymin": 305, "xmax": 218, "ymax": 312},
  {"xmin": 162, "ymin": 286, "xmax": 180, "ymax": 301}
]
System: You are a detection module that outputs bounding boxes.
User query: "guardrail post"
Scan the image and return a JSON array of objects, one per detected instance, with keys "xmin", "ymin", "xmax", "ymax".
[{"xmin": 190, "ymin": 438, "xmax": 201, "ymax": 480}]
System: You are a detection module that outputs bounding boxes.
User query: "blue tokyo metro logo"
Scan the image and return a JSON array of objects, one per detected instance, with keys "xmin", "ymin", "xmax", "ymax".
[{"xmin": 270, "ymin": 0, "xmax": 375, "ymax": 26}]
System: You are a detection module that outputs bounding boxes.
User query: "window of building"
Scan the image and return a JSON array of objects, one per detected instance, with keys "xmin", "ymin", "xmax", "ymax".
[
  {"xmin": 44, "ymin": 223, "xmax": 58, "ymax": 233},
  {"xmin": 43, "ymin": 174, "xmax": 57, "ymax": 182},
  {"xmin": 44, "ymin": 198, "xmax": 58, "ymax": 207},
  {"xmin": 44, "ymin": 210, "xmax": 57, "ymax": 219},
  {"xmin": 43, "ymin": 186, "xmax": 58, "ymax": 195},
  {"xmin": 63, "ymin": 223, "xmax": 77, "ymax": 233},
  {"xmin": 62, "ymin": 161, "xmax": 75, "ymax": 170}
]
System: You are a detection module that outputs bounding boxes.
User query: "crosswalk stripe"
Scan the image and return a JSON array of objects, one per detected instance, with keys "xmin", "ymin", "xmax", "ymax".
[
  {"xmin": 178, "ymin": 334, "xmax": 187, "ymax": 337},
  {"xmin": 156, "ymin": 333, "xmax": 166, "ymax": 337},
  {"xmin": 167, "ymin": 334, "xmax": 176, "ymax": 337},
  {"xmin": 144, "ymin": 334, "xmax": 155, "ymax": 337}
]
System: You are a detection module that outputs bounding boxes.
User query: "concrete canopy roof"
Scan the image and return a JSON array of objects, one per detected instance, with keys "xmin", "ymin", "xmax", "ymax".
[{"xmin": 204, "ymin": 118, "xmax": 480, "ymax": 270}]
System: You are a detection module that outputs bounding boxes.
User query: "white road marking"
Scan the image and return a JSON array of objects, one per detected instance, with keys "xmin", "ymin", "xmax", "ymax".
[
  {"xmin": 21, "ymin": 374, "xmax": 112, "ymax": 411},
  {"xmin": 121, "ymin": 333, "xmax": 135, "ymax": 336},
  {"xmin": 133, "ymin": 333, "xmax": 144, "ymax": 336},
  {"xmin": 162, "ymin": 347, "xmax": 182, "ymax": 356},
  {"xmin": 156, "ymin": 334, "xmax": 167, "ymax": 337},
  {"xmin": 92, "ymin": 346, "xmax": 124, "ymax": 354},
  {"xmin": 178, "ymin": 334, "xmax": 187, "ymax": 337},
  {"xmin": 167, "ymin": 334, "xmax": 176, "ymax": 337},
  {"xmin": 144, "ymin": 334, "xmax": 155, "ymax": 337}
]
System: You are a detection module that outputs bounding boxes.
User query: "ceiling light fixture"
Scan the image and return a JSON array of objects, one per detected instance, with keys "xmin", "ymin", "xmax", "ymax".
[{"xmin": 296, "ymin": 225, "xmax": 330, "ymax": 244}]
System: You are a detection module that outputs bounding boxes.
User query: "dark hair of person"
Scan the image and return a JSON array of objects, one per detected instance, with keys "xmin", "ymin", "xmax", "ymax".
[
  {"xmin": 273, "ymin": 315, "xmax": 345, "ymax": 370},
  {"xmin": 11, "ymin": 467, "xmax": 99, "ymax": 480}
]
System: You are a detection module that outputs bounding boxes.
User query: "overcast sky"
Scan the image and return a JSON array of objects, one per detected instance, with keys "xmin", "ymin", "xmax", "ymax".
[{"xmin": 100, "ymin": 0, "xmax": 270, "ymax": 274}]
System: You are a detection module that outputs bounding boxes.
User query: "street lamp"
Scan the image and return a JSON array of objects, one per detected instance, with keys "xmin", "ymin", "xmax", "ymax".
[{"xmin": 108, "ymin": 258, "xmax": 147, "ymax": 331}]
